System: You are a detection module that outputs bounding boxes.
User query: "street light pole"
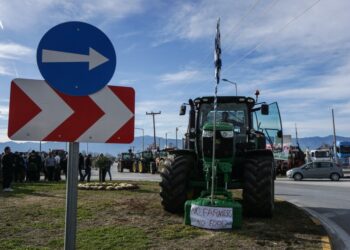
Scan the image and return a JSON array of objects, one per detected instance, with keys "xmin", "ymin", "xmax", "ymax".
[
  {"xmin": 222, "ymin": 79, "xmax": 238, "ymax": 96},
  {"xmin": 135, "ymin": 128, "xmax": 144, "ymax": 151},
  {"xmin": 176, "ymin": 126, "xmax": 182, "ymax": 149}
]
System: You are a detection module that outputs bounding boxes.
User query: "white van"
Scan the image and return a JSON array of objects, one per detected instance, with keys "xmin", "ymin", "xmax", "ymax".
[{"xmin": 310, "ymin": 149, "xmax": 331, "ymax": 162}]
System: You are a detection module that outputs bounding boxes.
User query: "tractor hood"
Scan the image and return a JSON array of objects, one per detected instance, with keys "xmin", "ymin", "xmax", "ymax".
[{"xmin": 202, "ymin": 122, "xmax": 233, "ymax": 131}]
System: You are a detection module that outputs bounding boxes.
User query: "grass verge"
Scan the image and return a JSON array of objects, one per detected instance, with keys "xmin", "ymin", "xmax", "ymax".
[{"xmin": 0, "ymin": 181, "xmax": 327, "ymax": 249}]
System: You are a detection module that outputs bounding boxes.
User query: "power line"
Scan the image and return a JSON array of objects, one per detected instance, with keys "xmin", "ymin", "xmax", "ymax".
[
  {"xmin": 223, "ymin": 0, "xmax": 281, "ymax": 54},
  {"xmin": 174, "ymin": 0, "xmax": 281, "ymax": 97},
  {"xmin": 173, "ymin": 0, "xmax": 263, "ymax": 96},
  {"xmin": 223, "ymin": 0, "xmax": 321, "ymax": 74}
]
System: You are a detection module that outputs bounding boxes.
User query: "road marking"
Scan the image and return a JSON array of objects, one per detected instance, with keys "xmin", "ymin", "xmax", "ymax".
[
  {"xmin": 276, "ymin": 196, "xmax": 336, "ymax": 250},
  {"xmin": 322, "ymin": 236, "xmax": 331, "ymax": 250}
]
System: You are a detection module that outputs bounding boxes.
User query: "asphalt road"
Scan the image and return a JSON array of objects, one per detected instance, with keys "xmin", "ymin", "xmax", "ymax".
[
  {"xmin": 89, "ymin": 163, "xmax": 161, "ymax": 182},
  {"xmin": 88, "ymin": 165, "xmax": 350, "ymax": 249},
  {"xmin": 275, "ymin": 178, "xmax": 350, "ymax": 250}
]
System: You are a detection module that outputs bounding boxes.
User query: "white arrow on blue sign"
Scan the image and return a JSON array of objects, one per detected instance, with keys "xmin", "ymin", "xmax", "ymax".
[{"xmin": 37, "ymin": 21, "xmax": 116, "ymax": 96}]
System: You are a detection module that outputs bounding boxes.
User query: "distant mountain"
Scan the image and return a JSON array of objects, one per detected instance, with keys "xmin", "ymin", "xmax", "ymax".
[
  {"xmin": 1, "ymin": 135, "xmax": 349, "ymax": 155},
  {"xmin": 0, "ymin": 135, "xmax": 182, "ymax": 156},
  {"xmin": 292, "ymin": 135, "xmax": 350, "ymax": 150}
]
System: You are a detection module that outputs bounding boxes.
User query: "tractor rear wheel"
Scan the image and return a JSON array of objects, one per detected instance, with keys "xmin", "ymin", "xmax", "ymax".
[
  {"xmin": 243, "ymin": 155, "xmax": 274, "ymax": 217},
  {"xmin": 160, "ymin": 155, "xmax": 195, "ymax": 213},
  {"xmin": 138, "ymin": 161, "xmax": 144, "ymax": 173},
  {"xmin": 132, "ymin": 162, "xmax": 137, "ymax": 173}
]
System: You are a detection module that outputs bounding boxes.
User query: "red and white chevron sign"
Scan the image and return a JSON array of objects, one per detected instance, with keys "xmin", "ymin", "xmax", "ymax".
[{"xmin": 8, "ymin": 78, "xmax": 135, "ymax": 143}]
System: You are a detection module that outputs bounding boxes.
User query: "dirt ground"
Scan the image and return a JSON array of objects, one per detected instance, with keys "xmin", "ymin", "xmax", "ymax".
[{"xmin": 0, "ymin": 181, "xmax": 328, "ymax": 249}]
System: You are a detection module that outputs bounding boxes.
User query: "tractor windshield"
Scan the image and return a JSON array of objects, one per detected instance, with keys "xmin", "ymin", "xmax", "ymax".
[
  {"xmin": 142, "ymin": 151, "xmax": 153, "ymax": 158},
  {"xmin": 122, "ymin": 153, "xmax": 132, "ymax": 160},
  {"xmin": 199, "ymin": 103, "xmax": 247, "ymax": 134},
  {"xmin": 253, "ymin": 102, "xmax": 282, "ymax": 152}
]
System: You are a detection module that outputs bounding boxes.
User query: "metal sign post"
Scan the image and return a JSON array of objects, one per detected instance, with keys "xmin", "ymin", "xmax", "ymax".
[{"xmin": 64, "ymin": 142, "xmax": 79, "ymax": 250}]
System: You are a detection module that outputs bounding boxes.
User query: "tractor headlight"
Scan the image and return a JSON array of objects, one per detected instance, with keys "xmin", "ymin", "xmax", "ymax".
[
  {"xmin": 202, "ymin": 130, "xmax": 213, "ymax": 137},
  {"xmin": 220, "ymin": 131, "xmax": 234, "ymax": 138}
]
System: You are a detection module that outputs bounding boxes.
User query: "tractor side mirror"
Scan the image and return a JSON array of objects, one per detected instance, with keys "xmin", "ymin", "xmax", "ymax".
[
  {"xmin": 261, "ymin": 104, "xmax": 269, "ymax": 115},
  {"xmin": 179, "ymin": 104, "xmax": 186, "ymax": 115},
  {"xmin": 277, "ymin": 130, "xmax": 282, "ymax": 138}
]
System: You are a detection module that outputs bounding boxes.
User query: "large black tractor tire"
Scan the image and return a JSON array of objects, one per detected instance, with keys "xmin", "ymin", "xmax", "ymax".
[
  {"xmin": 150, "ymin": 162, "xmax": 156, "ymax": 174},
  {"xmin": 159, "ymin": 155, "xmax": 195, "ymax": 213},
  {"xmin": 132, "ymin": 162, "xmax": 138, "ymax": 173},
  {"xmin": 138, "ymin": 161, "xmax": 145, "ymax": 173},
  {"xmin": 243, "ymin": 155, "xmax": 274, "ymax": 218}
]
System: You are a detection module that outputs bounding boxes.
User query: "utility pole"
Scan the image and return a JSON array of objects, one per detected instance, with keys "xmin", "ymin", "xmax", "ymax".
[
  {"xmin": 332, "ymin": 109, "xmax": 337, "ymax": 163},
  {"xmin": 165, "ymin": 132, "xmax": 169, "ymax": 149},
  {"xmin": 295, "ymin": 123, "xmax": 299, "ymax": 147},
  {"xmin": 146, "ymin": 111, "xmax": 161, "ymax": 149},
  {"xmin": 176, "ymin": 127, "xmax": 178, "ymax": 148}
]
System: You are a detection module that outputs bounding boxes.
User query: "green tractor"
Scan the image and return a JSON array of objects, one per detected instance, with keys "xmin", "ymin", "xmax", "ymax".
[
  {"xmin": 135, "ymin": 151, "xmax": 156, "ymax": 174},
  {"xmin": 159, "ymin": 95, "xmax": 282, "ymax": 218},
  {"xmin": 117, "ymin": 151, "xmax": 134, "ymax": 172}
]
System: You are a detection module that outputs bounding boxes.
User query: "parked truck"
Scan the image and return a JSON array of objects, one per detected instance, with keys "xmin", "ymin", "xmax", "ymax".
[
  {"xmin": 274, "ymin": 145, "xmax": 305, "ymax": 176},
  {"xmin": 336, "ymin": 141, "xmax": 350, "ymax": 166}
]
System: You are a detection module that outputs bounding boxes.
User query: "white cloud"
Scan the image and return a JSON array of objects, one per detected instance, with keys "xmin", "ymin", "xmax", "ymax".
[
  {"xmin": 0, "ymin": 65, "xmax": 12, "ymax": 76},
  {"xmin": 0, "ymin": 105, "xmax": 9, "ymax": 119},
  {"xmin": 157, "ymin": 0, "xmax": 350, "ymax": 59},
  {"xmin": 159, "ymin": 70, "xmax": 200, "ymax": 85},
  {"xmin": 0, "ymin": 20, "xmax": 4, "ymax": 30},
  {"xmin": 0, "ymin": 128, "xmax": 8, "ymax": 141},
  {"xmin": 79, "ymin": 0, "xmax": 145, "ymax": 21},
  {"xmin": 0, "ymin": 0, "xmax": 147, "ymax": 31},
  {"xmin": 0, "ymin": 42, "xmax": 33, "ymax": 60}
]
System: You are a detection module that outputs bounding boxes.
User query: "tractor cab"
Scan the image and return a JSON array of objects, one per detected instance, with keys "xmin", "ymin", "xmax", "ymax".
[{"xmin": 181, "ymin": 96, "xmax": 282, "ymax": 158}]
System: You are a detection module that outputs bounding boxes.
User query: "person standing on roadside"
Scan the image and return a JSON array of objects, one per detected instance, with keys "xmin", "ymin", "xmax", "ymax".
[
  {"xmin": 14, "ymin": 152, "xmax": 25, "ymax": 182},
  {"xmin": 83, "ymin": 154, "xmax": 92, "ymax": 182},
  {"xmin": 45, "ymin": 153, "xmax": 56, "ymax": 181},
  {"xmin": 95, "ymin": 154, "xmax": 111, "ymax": 182},
  {"xmin": 78, "ymin": 153, "xmax": 85, "ymax": 181},
  {"xmin": 60, "ymin": 153, "xmax": 68, "ymax": 180},
  {"xmin": 54, "ymin": 153, "xmax": 61, "ymax": 181},
  {"xmin": 1, "ymin": 146, "xmax": 15, "ymax": 192}
]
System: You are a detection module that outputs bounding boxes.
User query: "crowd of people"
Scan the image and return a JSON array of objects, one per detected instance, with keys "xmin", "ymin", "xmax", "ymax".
[{"xmin": 0, "ymin": 146, "xmax": 113, "ymax": 192}]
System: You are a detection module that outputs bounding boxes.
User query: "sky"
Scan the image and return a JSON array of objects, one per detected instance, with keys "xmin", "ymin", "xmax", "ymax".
[{"xmin": 0, "ymin": 0, "xmax": 350, "ymax": 144}]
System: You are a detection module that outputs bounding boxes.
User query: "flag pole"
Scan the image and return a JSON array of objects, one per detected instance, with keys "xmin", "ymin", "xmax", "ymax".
[{"xmin": 211, "ymin": 18, "xmax": 221, "ymax": 205}]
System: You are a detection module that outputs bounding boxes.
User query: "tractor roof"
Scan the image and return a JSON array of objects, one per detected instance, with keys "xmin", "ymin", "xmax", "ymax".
[{"xmin": 193, "ymin": 96, "xmax": 255, "ymax": 108}]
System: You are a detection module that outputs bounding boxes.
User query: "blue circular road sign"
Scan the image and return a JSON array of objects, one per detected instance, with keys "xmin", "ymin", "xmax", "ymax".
[{"xmin": 37, "ymin": 21, "xmax": 116, "ymax": 96}]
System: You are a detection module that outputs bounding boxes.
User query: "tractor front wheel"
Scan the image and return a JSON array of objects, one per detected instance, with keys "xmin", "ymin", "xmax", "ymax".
[
  {"xmin": 160, "ymin": 155, "xmax": 194, "ymax": 213},
  {"xmin": 243, "ymin": 155, "xmax": 274, "ymax": 217}
]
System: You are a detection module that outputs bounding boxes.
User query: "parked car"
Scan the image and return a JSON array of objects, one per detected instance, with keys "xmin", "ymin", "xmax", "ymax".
[{"xmin": 286, "ymin": 161, "xmax": 344, "ymax": 181}]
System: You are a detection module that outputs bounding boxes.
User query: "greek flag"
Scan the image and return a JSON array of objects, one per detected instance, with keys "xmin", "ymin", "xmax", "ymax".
[{"xmin": 214, "ymin": 18, "xmax": 221, "ymax": 84}]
